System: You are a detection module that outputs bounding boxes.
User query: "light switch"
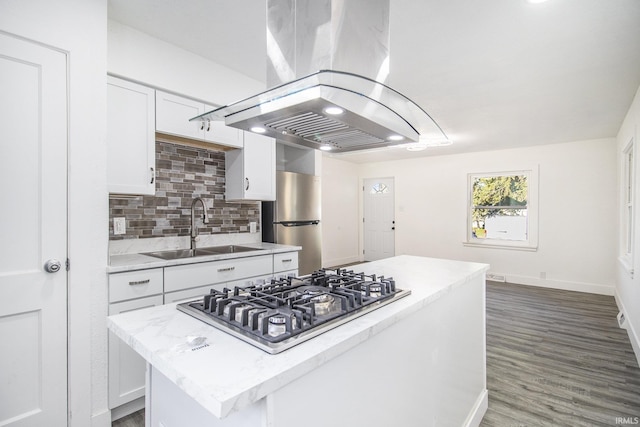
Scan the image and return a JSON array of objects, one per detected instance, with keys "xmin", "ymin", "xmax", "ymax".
[
  {"xmin": 249, "ymin": 222, "xmax": 257, "ymax": 233},
  {"xmin": 114, "ymin": 217, "xmax": 126, "ymax": 235}
]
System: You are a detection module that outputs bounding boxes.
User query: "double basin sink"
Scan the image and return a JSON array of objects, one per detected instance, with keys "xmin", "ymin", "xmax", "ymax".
[{"xmin": 145, "ymin": 245, "xmax": 260, "ymax": 260}]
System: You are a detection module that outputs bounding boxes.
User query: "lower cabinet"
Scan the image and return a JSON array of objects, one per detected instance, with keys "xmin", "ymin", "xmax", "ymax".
[{"xmin": 108, "ymin": 252, "xmax": 299, "ymax": 419}]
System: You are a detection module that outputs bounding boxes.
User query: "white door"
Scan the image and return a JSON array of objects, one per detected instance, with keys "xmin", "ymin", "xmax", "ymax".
[
  {"xmin": 363, "ymin": 178, "xmax": 395, "ymax": 261},
  {"xmin": 0, "ymin": 33, "xmax": 68, "ymax": 426}
]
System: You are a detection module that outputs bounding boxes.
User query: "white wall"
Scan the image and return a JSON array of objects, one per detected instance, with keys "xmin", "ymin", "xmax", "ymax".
[
  {"xmin": 321, "ymin": 156, "xmax": 361, "ymax": 267},
  {"xmin": 323, "ymin": 139, "xmax": 617, "ymax": 294},
  {"xmin": 616, "ymin": 85, "xmax": 640, "ymax": 364},
  {"xmin": 0, "ymin": 0, "xmax": 109, "ymax": 425},
  {"xmin": 108, "ymin": 20, "xmax": 265, "ymax": 106}
]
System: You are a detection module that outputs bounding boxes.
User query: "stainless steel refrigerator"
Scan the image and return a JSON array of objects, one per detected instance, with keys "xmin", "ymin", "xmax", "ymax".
[{"xmin": 262, "ymin": 171, "xmax": 322, "ymax": 275}]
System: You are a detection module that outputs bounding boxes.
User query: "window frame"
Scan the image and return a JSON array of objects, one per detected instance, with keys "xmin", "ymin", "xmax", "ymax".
[
  {"xmin": 620, "ymin": 138, "xmax": 635, "ymax": 276},
  {"xmin": 464, "ymin": 167, "xmax": 539, "ymax": 251}
]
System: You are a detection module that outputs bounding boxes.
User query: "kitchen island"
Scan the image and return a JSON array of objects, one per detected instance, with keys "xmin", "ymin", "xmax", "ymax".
[{"xmin": 107, "ymin": 255, "xmax": 489, "ymax": 427}]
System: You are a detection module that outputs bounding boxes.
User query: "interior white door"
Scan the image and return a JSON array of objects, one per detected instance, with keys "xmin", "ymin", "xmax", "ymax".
[
  {"xmin": 363, "ymin": 178, "xmax": 395, "ymax": 261},
  {"xmin": 0, "ymin": 33, "xmax": 68, "ymax": 426}
]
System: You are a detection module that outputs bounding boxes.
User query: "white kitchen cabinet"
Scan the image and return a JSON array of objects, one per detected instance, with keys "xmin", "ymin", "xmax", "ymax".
[
  {"xmin": 225, "ymin": 132, "xmax": 276, "ymax": 201},
  {"xmin": 164, "ymin": 255, "xmax": 273, "ymax": 293},
  {"xmin": 156, "ymin": 91, "xmax": 243, "ymax": 148},
  {"xmin": 165, "ymin": 273, "xmax": 275, "ymax": 304},
  {"xmin": 108, "ymin": 269, "xmax": 164, "ymax": 417},
  {"xmin": 107, "ymin": 76, "xmax": 156, "ymax": 195},
  {"xmin": 273, "ymin": 252, "xmax": 299, "ymax": 273}
]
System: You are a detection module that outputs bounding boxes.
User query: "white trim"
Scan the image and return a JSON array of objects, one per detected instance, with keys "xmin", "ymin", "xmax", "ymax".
[
  {"xmin": 463, "ymin": 389, "xmax": 488, "ymax": 427},
  {"xmin": 505, "ymin": 274, "xmax": 615, "ymax": 296},
  {"xmin": 621, "ymin": 138, "xmax": 635, "ymax": 272},
  {"xmin": 614, "ymin": 290, "xmax": 640, "ymax": 369},
  {"xmin": 463, "ymin": 241, "xmax": 538, "ymax": 251},
  {"xmin": 618, "ymin": 255, "xmax": 634, "ymax": 278},
  {"xmin": 323, "ymin": 255, "xmax": 362, "ymax": 269}
]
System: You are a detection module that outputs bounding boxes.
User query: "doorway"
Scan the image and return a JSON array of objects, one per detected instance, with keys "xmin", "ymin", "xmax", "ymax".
[{"xmin": 363, "ymin": 177, "xmax": 395, "ymax": 261}]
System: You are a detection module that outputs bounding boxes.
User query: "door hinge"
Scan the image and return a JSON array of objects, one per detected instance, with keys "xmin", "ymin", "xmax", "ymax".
[
  {"xmin": 363, "ymin": 250, "xmax": 365, "ymax": 254},
  {"xmin": 66, "ymin": 258, "xmax": 70, "ymax": 271},
  {"xmin": 362, "ymin": 186, "xmax": 365, "ymax": 191},
  {"xmin": 363, "ymin": 217, "xmax": 365, "ymax": 223}
]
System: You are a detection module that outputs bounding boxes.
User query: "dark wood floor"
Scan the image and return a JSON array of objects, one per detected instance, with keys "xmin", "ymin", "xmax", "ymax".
[
  {"xmin": 481, "ymin": 281, "xmax": 640, "ymax": 426},
  {"xmin": 112, "ymin": 281, "xmax": 640, "ymax": 427}
]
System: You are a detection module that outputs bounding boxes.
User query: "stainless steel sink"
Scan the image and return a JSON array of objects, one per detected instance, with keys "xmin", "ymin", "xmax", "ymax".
[
  {"xmin": 144, "ymin": 248, "xmax": 220, "ymax": 260},
  {"xmin": 206, "ymin": 245, "xmax": 259, "ymax": 254},
  {"xmin": 144, "ymin": 245, "xmax": 260, "ymax": 260}
]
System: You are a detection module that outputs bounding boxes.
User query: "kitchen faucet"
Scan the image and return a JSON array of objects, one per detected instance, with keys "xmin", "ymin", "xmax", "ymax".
[{"xmin": 190, "ymin": 197, "xmax": 210, "ymax": 250}]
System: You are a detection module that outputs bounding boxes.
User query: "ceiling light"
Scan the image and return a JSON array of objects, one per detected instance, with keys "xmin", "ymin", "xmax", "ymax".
[
  {"xmin": 388, "ymin": 135, "xmax": 404, "ymax": 141},
  {"xmin": 250, "ymin": 126, "xmax": 266, "ymax": 133},
  {"xmin": 319, "ymin": 144, "xmax": 333, "ymax": 151},
  {"xmin": 323, "ymin": 106, "xmax": 344, "ymax": 115},
  {"xmin": 405, "ymin": 143, "xmax": 427, "ymax": 152},
  {"xmin": 418, "ymin": 136, "xmax": 453, "ymax": 147}
]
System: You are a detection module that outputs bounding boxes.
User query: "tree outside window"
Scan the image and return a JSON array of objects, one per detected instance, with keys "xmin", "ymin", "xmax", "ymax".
[{"xmin": 471, "ymin": 174, "xmax": 528, "ymax": 241}]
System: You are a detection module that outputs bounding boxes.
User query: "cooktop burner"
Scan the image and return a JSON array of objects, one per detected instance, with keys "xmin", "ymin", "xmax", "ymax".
[{"xmin": 176, "ymin": 268, "xmax": 411, "ymax": 354}]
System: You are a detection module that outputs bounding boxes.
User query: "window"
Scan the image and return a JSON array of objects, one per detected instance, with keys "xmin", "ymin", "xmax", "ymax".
[
  {"xmin": 465, "ymin": 169, "xmax": 538, "ymax": 250},
  {"xmin": 621, "ymin": 139, "xmax": 634, "ymax": 275}
]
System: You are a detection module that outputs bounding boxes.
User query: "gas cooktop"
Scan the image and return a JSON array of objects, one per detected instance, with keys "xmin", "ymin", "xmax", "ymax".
[{"xmin": 177, "ymin": 268, "xmax": 411, "ymax": 354}]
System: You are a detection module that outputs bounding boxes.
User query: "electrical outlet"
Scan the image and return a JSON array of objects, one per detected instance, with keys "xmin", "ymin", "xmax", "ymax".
[
  {"xmin": 113, "ymin": 217, "xmax": 126, "ymax": 235},
  {"xmin": 249, "ymin": 222, "xmax": 257, "ymax": 233}
]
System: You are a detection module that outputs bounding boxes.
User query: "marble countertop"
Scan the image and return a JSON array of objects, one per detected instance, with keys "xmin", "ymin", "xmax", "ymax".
[
  {"xmin": 108, "ymin": 242, "xmax": 302, "ymax": 273},
  {"xmin": 107, "ymin": 255, "xmax": 488, "ymax": 419}
]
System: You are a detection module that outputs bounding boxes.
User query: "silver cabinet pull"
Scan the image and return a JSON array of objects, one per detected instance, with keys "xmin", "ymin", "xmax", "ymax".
[
  {"xmin": 129, "ymin": 279, "xmax": 150, "ymax": 285},
  {"xmin": 206, "ymin": 119, "xmax": 211, "ymax": 132},
  {"xmin": 217, "ymin": 266, "xmax": 235, "ymax": 272},
  {"xmin": 44, "ymin": 259, "xmax": 62, "ymax": 273},
  {"xmin": 150, "ymin": 167, "xmax": 155, "ymax": 184},
  {"xmin": 245, "ymin": 177, "xmax": 250, "ymax": 191},
  {"xmin": 282, "ymin": 259, "xmax": 292, "ymax": 263},
  {"xmin": 200, "ymin": 120, "xmax": 205, "ymax": 131}
]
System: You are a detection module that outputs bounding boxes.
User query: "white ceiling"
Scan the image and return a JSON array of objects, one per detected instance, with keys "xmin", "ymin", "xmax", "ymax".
[{"xmin": 108, "ymin": 0, "xmax": 640, "ymax": 163}]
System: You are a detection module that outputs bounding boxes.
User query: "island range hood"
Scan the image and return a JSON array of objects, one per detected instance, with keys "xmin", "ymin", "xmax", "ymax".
[{"xmin": 191, "ymin": 0, "xmax": 448, "ymax": 153}]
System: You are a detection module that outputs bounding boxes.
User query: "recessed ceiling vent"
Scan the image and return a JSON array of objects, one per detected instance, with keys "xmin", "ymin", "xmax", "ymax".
[{"xmin": 191, "ymin": 0, "xmax": 448, "ymax": 153}]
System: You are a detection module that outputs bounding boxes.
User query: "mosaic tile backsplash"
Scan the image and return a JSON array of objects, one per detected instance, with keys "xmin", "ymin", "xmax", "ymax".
[{"xmin": 109, "ymin": 141, "xmax": 260, "ymax": 240}]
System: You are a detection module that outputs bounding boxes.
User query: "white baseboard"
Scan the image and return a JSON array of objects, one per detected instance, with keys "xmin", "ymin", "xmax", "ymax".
[
  {"xmin": 503, "ymin": 274, "xmax": 615, "ymax": 296},
  {"xmin": 614, "ymin": 291, "xmax": 640, "ymax": 369},
  {"xmin": 90, "ymin": 409, "xmax": 112, "ymax": 427},
  {"xmin": 464, "ymin": 389, "xmax": 488, "ymax": 427}
]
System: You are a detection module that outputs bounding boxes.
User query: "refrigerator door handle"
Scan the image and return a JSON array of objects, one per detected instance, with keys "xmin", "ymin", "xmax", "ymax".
[{"xmin": 275, "ymin": 220, "xmax": 320, "ymax": 227}]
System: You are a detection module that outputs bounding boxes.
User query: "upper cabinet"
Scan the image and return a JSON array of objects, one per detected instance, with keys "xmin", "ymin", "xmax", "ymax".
[
  {"xmin": 156, "ymin": 91, "xmax": 243, "ymax": 148},
  {"xmin": 225, "ymin": 132, "xmax": 276, "ymax": 201},
  {"xmin": 107, "ymin": 76, "xmax": 156, "ymax": 195}
]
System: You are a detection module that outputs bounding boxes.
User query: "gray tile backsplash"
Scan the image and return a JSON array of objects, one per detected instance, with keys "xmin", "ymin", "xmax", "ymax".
[{"xmin": 109, "ymin": 141, "xmax": 260, "ymax": 240}]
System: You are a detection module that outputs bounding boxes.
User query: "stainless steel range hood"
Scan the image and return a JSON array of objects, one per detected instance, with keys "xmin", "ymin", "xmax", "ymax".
[{"xmin": 191, "ymin": 0, "xmax": 448, "ymax": 153}]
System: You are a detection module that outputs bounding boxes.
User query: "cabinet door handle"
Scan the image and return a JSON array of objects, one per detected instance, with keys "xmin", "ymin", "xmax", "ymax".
[
  {"xmin": 281, "ymin": 259, "xmax": 292, "ymax": 263},
  {"xmin": 200, "ymin": 120, "xmax": 205, "ymax": 131},
  {"xmin": 206, "ymin": 119, "xmax": 211, "ymax": 132},
  {"xmin": 217, "ymin": 266, "xmax": 235, "ymax": 272},
  {"xmin": 129, "ymin": 279, "xmax": 150, "ymax": 285},
  {"xmin": 150, "ymin": 167, "xmax": 155, "ymax": 184},
  {"xmin": 245, "ymin": 177, "xmax": 250, "ymax": 191}
]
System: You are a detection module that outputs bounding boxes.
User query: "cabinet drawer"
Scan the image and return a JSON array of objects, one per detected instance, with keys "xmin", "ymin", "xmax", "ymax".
[
  {"xmin": 109, "ymin": 269, "xmax": 164, "ymax": 303},
  {"xmin": 273, "ymin": 252, "xmax": 299, "ymax": 273},
  {"xmin": 164, "ymin": 255, "xmax": 272, "ymax": 292},
  {"xmin": 164, "ymin": 283, "xmax": 226, "ymax": 305}
]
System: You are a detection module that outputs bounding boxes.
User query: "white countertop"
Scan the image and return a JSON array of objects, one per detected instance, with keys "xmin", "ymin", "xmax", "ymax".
[
  {"xmin": 107, "ymin": 242, "xmax": 301, "ymax": 273},
  {"xmin": 106, "ymin": 255, "xmax": 488, "ymax": 419}
]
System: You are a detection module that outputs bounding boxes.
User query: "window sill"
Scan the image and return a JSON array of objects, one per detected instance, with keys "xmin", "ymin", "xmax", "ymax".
[
  {"xmin": 463, "ymin": 241, "xmax": 538, "ymax": 252},
  {"xmin": 618, "ymin": 255, "xmax": 634, "ymax": 278}
]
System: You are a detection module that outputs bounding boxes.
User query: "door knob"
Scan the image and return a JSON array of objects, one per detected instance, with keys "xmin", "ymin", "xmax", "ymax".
[{"xmin": 44, "ymin": 259, "xmax": 62, "ymax": 273}]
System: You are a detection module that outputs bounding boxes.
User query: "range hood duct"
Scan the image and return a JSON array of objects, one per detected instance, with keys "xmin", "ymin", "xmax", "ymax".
[{"xmin": 191, "ymin": 0, "xmax": 448, "ymax": 153}]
